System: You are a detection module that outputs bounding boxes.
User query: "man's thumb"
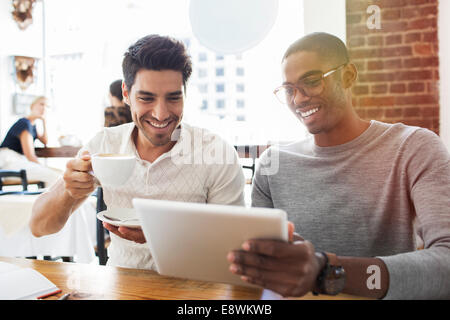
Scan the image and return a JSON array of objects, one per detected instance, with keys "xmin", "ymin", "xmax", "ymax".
[
  {"xmin": 288, "ymin": 221, "xmax": 295, "ymax": 242},
  {"xmin": 80, "ymin": 150, "xmax": 91, "ymax": 160}
]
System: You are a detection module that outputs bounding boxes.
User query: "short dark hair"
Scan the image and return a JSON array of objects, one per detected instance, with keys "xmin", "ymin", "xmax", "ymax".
[
  {"xmin": 122, "ymin": 34, "xmax": 192, "ymax": 92},
  {"xmin": 109, "ymin": 79, "xmax": 123, "ymax": 101},
  {"xmin": 283, "ymin": 32, "xmax": 349, "ymax": 66}
]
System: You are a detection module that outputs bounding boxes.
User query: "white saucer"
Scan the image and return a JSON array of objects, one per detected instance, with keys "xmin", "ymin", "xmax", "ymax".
[{"xmin": 97, "ymin": 207, "xmax": 141, "ymax": 228}]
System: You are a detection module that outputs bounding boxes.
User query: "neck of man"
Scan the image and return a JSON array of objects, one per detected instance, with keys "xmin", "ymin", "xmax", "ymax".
[
  {"xmin": 313, "ymin": 108, "xmax": 371, "ymax": 147},
  {"xmin": 133, "ymin": 126, "xmax": 177, "ymax": 163}
]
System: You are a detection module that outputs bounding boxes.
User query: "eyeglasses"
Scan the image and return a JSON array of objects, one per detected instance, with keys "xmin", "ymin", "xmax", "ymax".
[{"xmin": 273, "ymin": 63, "xmax": 347, "ymax": 105}]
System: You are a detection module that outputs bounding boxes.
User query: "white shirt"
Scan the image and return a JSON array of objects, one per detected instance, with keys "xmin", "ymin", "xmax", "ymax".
[{"xmin": 79, "ymin": 122, "xmax": 245, "ymax": 269}]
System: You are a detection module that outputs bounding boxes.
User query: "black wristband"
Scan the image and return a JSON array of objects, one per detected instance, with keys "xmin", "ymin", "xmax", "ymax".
[{"xmin": 312, "ymin": 252, "xmax": 328, "ymax": 295}]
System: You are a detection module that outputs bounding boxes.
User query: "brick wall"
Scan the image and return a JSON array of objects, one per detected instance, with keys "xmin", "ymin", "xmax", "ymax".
[{"xmin": 346, "ymin": 0, "xmax": 440, "ymax": 134}]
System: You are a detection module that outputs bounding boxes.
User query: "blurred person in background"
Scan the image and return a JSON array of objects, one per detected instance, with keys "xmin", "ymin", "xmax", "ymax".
[
  {"xmin": 104, "ymin": 79, "xmax": 132, "ymax": 127},
  {"xmin": 0, "ymin": 96, "xmax": 60, "ymax": 186}
]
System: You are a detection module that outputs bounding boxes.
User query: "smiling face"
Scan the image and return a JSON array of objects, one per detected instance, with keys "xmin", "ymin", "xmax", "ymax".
[
  {"xmin": 281, "ymin": 50, "xmax": 350, "ymax": 137},
  {"xmin": 123, "ymin": 69, "xmax": 184, "ymax": 149}
]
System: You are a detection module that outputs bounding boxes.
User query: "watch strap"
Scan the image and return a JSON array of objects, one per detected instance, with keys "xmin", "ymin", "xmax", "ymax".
[
  {"xmin": 312, "ymin": 252, "xmax": 343, "ymax": 296},
  {"xmin": 324, "ymin": 252, "xmax": 340, "ymax": 267},
  {"xmin": 312, "ymin": 252, "xmax": 328, "ymax": 296}
]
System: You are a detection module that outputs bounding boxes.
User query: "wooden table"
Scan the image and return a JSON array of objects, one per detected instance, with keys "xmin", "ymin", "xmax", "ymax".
[
  {"xmin": 35, "ymin": 146, "xmax": 269, "ymax": 159},
  {"xmin": 34, "ymin": 145, "xmax": 268, "ymax": 159},
  {"xmin": 0, "ymin": 256, "xmax": 368, "ymax": 300},
  {"xmin": 35, "ymin": 146, "xmax": 81, "ymax": 158}
]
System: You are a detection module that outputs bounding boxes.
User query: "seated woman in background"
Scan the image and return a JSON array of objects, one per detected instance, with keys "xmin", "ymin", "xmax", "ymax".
[
  {"xmin": 0, "ymin": 96, "xmax": 60, "ymax": 187},
  {"xmin": 104, "ymin": 79, "xmax": 132, "ymax": 127}
]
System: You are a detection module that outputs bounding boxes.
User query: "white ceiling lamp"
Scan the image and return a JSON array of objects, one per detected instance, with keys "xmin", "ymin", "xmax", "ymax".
[{"xmin": 189, "ymin": 0, "xmax": 279, "ymax": 55}]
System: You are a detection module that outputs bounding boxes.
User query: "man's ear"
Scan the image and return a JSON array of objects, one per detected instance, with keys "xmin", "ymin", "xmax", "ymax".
[
  {"xmin": 122, "ymin": 81, "xmax": 130, "ymax": 105},
  {"xmin": 342, "ymin": 63, "xmax": 358, "ymax": 89}
]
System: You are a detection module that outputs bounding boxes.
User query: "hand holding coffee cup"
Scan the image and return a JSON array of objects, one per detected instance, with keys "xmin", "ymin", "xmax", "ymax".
[
  {"xmin": 91, "ymin": 153, "xmax": 136, "ymax": 186},
  {"xmin": 63, "ymin": 150, "xmax": 97, "ymax": 200}
]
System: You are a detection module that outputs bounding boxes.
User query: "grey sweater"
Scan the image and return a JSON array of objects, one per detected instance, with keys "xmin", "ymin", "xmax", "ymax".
[{"xmin": 252, "ymin": 120, "xmax": 450, "ymax": 299}]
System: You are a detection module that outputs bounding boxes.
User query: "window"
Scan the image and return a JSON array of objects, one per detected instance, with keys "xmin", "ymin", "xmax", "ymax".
[
  {"xmin": 198, "ymin": 84, "xmax": 208, "ymax": 93},
  {"xmin": 35, "ymin": 0, "xmax": 306, "ymax": 148},
  {"xmin": 216, "ymin": 83, "xmax": 225, "ymax": 93},
  {"xmin": 216, "ymin": 68, "xmax": 224, "ymax": 76},
  {"xmin": 216, "ymin": 99, "xmax": 225, "ymax": 109},
  {"xmin": 236, "ymin": 115, "xmax": 246, "ymax": 121},
  {"xmin": 198, "ymin": 52, "xmax": 207, "ymax": 62},
  {"xmin": 182, "ymin": 38, "xmax": 191, "ymax": 49},
  {"xmin": 198, "ymin": 68, "xmax": 207, "ymax": 78}
]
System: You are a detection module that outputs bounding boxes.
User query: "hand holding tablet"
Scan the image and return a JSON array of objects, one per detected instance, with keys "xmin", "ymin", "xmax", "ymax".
[{"xmin": 133, "ymin": 198, "xmax": 288, "ymax": 287}]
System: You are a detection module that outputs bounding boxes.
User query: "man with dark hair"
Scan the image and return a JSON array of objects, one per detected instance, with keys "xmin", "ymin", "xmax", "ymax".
[
  {"xmin": 283, "ymin": 32, "xmax": 350, "ymax": 70},
  {"xmin": 122, "ymin": 34, "xmax": 192, "ymax": 93},
  {"xmin": 104, "ymin": 79, "xmax": 132, "ymax": 127},
  {"xmin": 110, "ymin": 79, "xmax": 123, "ymax": 101},
  {"xmin": 31, "ymin": 34, "xmax": 245, "ymax": 269},
  {"xmin": 228, "ymin": 32, "xmax": 450, "ymax": 299}
]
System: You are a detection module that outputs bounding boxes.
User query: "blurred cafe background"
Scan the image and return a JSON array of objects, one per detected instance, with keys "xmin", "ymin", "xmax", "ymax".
[{"xmin": 0, "ymin": 0, "xmax": 449, "ymax": 265}]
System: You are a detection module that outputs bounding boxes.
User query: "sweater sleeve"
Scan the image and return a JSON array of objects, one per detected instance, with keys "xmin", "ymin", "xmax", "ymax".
[{"xmin": 379, "ymin": 129, "xmax": 450, "ymax": 299}]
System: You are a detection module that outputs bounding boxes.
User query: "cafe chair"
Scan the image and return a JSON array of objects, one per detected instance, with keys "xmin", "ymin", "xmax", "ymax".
[
  {"xmin": 93, "ymin": 187, "xmax": 109, "ymax": 265},
  {"xmin": 234, "ymin": 145, "xmax": 269, "ymax": 184},
  {"xmin": 0, "ymin": 169, "xmax": 44, "ymax": 195}
]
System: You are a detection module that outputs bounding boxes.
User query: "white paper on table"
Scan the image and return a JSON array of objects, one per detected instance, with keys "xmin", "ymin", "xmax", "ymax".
[{"xmin": 0, "ymin": 262, "xmax": 60, "ymax": 300}]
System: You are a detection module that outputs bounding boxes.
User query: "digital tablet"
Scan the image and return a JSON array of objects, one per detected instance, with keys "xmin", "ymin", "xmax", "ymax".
[{"xmin": 132, "ymin": 198, "xmax": 288, "ymax": 287}]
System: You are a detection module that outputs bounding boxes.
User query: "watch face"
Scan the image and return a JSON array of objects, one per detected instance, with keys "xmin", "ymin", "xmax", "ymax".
[{"xmin": 323, "ymin": 266, "xmax": 346, "ymax": 295}]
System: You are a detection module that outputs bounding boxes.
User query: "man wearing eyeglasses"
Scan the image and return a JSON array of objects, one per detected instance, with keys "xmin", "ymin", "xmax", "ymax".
[{"xmin": 227, "ymin": 32, "xmax": 450, "ymax": 299}]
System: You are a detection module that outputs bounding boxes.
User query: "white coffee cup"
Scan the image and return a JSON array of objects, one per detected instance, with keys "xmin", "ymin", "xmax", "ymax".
[{"xmin": 91, "ymin": 153, "xmax": 136, "ymax": 186}]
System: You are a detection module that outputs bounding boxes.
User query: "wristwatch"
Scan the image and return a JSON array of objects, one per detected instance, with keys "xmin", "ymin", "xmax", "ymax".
[{"xmin": 312, "ymin": 252, "xmax": 346, "ymax": 296}]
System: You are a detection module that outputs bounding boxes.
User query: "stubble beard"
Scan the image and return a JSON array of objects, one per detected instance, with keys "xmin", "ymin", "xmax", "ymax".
[{"xmin": 134, "ymin": 112, "xmax": 182, "ymax": 147}]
